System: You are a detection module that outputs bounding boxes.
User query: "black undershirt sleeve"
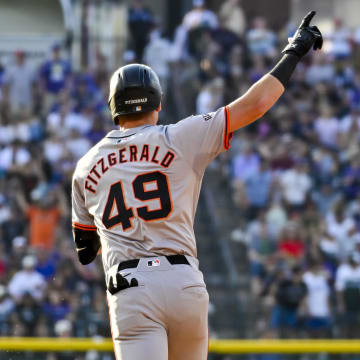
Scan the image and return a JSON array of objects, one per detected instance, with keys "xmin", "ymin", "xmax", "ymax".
[
  {"xmin": 269, "ymin": 53, "xmax": 300, "ymax": 88},
  {"xmin": 73, "ymin": 227, "xmax": 101, "ymax": 265}
]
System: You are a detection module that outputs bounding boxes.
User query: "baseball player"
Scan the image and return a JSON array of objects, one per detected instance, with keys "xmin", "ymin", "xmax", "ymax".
[{"xmin": 72, "ymin": 12, "xmax": 322, "ymax": 360}]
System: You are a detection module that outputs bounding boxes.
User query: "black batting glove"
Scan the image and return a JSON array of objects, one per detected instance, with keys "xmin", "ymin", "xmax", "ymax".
[
  {"xmin": 108, "ymin": 273, "xmax": 138, "ymax": 295},
  {"xmin": 282, "ymin": 11, "xmax": 323, "ymax": 59}
]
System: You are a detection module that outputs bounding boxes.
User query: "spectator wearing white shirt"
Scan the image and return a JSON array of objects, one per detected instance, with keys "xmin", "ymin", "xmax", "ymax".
[
  {"xmin": 3, "ymin": 51, "xmax": 34, "ymax": 116},
  {"xmin": 8, "ymin": 255, "xmax": 46, "ymax": 302},
  {"xmin": 182, "ymin": 0, "xmax": 218, "ymax": 31},
  {"xmin": 47, "ymin": 105, "xmax": 93, "ymax": 138},
  {"xmin": 303, "ymin": 260, "xmax": 331, "ymax": 337},
  {"xmin": 335, "ymin": 255, "xmax": 360, "ymax": 338},
  {"xmin": 326, "ymin": 200, "xmax": 357, "ymax": 260},
  {"xmin": 0, "ymin": 141, "xmax": 31, "ymax": 173},
  {"xmin": 280, "ymin": 161, "xmax": 312, "ymax": 212},
  {"xmin": 327, "ymin": 19, "xmax": 352, "ymax": 59},
  {"xmin": 144, "ymin": 27, "xmax": 172, "ymax": 94},
  {"xmin": 219, "ymin": 0, "xmax": 246, "ymax": 37},
  {"xmin": 196, "ymin": 77, "xmax": 224, "ymax": 115}
]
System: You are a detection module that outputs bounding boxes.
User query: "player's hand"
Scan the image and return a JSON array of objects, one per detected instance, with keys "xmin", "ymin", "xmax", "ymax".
[
  {"xmin": 108, "ymin": 273, "xmax": 138, "ymax": 295},
  {"xmin": 282, "ymin": 11, "xmax": 323, "ymax": 58}
]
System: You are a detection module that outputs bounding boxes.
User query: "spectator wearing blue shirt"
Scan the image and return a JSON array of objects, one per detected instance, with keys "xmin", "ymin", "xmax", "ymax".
[
  {"xmin": 40, "ymin": 44, "xmax": 71, "ymax": 115},
  {"xmin": 245, "ymin": 159, "xmax": 274, "ymax": 218}
]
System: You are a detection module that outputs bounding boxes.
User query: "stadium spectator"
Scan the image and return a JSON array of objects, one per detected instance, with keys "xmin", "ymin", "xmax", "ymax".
[
  {"xmin": 246, "ymin": 17, "xmax": 277, "ymax": 57},
  {"xmin": 182, "ymin": 0, "xmax": 218, "ymax": 30},
  {"xmin": 15, "ymin": 186, "xmax": 68, "ymax": 251},
  {"xmin": 0, "ymin": 140, "xmax": 31, "ymax": 173},
  {"xmin": 128, "ymin": 0, "xmax": 155, "ymax": 62},
  {"xmin": 42, "ymin": 290, "xmax": 70, "ymax": 324},
  {"xmin": 305, "ymin": 52, "xmax": 335, "ymax": 85},
  {"xmin": 196, "ymin": 77, "xmax": 225, "ymax": 114},
  {"xmin": 143, "ymin": 25, "xmax": 172, "ymax": 93},
  {"xmin": 8, "ymin": 255, "xmax": 46, "ymax": 302},
  {"xmin": 0, "ymin": 285, "xmax": 14, "ymax": 335},
  {"xmin": 244, "ymin": 159, "xmax": 274, "ymax": 217},
  {"xmin": 3, "ymin": 51, "xmax": 34, "ymax": 116},
  {"xmin": 14, "ymin": 291, "xmax": 42, "ymax": 336},
  {"xmin": 335, "ymin": 254, "xmax": 360, "ymax": 338},
  {"xmin": 302, "ymin": 260, "xmax": 332, "ymax": 337},
  {"xmin": 280, "ymin": 160, "xmax": 312, "ymax": 212},
  {"xmin": 314, "ymin": 104, "xmax": 340, "ymax": 148},
  {"xmin": 327, "ymin": 18, "xmax": 352, "ymax": 59},
  {"xmin": 326, "ymin": 200, "xmax": 357, "ymax": 260},
  {"xmin": 219, "ymin": 0, "xmax": 246, "ymax": 37},
  {"xmin": 270, "ymin": 266, "xmax": 307, "ymax": 338},
  {"xmin": 232, "ymin": 143, "xmax": 260, "ymax": 182},
  {"xmin": 40, "ymin": 44, "xmax": 71, "ymax": 114},
  {"xmin": 278, "ymin": 223, "xmax": 305, "ymax": 264}
]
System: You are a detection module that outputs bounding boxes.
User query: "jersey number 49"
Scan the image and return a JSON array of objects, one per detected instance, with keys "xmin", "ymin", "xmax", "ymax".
[{"xmin": 102, "ymin": 171, "xmax": 172, "ymax": 230}]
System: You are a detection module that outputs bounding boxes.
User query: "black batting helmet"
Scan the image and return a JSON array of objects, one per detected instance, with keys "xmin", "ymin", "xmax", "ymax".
[{"xmin": 108, "ymin": 64, "xmax": 162, "ymax": 124}]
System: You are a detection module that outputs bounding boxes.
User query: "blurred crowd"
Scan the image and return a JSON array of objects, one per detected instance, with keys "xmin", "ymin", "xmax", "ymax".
[{"xmin": 1, "ymin": 0, "xmax": 360, "ymax": 357}]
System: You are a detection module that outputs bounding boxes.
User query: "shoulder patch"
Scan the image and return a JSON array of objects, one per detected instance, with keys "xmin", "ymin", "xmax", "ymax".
[{"xmin": 202, "ymin": 113, "xmax": 212, "ymax": 121}]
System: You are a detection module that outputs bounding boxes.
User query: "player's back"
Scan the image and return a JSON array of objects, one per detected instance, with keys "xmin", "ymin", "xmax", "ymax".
[{"xmin": 72, "ymin": 107, "xmax": 230, "ymax": 273}]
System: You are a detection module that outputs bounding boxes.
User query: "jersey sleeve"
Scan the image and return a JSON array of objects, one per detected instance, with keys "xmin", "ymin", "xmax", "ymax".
[
  {"xmin": 167, "ymin": 106, "xmax": 232, "ymax": 173},
  {"xmin": 72, "ymin": 169, "xmax": 96, "ymax": 231}
]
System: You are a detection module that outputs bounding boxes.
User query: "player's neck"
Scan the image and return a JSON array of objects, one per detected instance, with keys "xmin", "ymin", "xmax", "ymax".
[
  {"xmin": 118, "ymin": 112, "xmax": 158, "ymax": 130},
  {"xmin": 119, "ymin": 118, "xmax": 157, "ymax": 131}
]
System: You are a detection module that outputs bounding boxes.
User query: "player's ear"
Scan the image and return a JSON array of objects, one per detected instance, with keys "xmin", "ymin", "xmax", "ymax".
[{"xmin": 156, "ymin": 103, "xmax": 162, "ymax": 112}]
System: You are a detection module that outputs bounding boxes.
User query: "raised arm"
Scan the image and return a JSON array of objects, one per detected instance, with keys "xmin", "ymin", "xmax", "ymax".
[{"xmin": 228, "ymin": 11, "xmax": 323, "ymax": 133}]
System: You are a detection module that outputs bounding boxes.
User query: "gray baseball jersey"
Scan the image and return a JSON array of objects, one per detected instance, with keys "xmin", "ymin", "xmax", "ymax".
[{"xmin": 72, "ymin": 106, "xmax": 231, "ymax": 276}]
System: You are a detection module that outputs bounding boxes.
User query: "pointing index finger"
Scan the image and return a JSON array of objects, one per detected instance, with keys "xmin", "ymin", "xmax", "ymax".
[{"xmin": 300, "ymin": 10, "xmax": 316, "ymax": 28}]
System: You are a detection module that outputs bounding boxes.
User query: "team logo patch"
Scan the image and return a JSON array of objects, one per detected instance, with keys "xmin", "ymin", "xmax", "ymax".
[
  {"xmin": 202, "ymin": 113, "xmax": 212, "ymax": 121},
  {"xmin": 147, "ymin": 259, "xmax": 160, "ymax": 267}
]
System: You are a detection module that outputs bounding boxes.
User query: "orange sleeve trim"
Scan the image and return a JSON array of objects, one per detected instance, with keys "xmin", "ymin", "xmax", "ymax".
[
  {"xmin": 224, "ymin": 106, "xmax": 232, "ymax": 150},
  {"xmin": 72, "ymin": 222, "xmax": 97, "ymax": 231}
]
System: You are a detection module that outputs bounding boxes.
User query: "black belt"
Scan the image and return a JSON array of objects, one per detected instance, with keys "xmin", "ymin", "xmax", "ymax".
[{"xmin": 118, "ymin": 255, "xmax": 190, "ymax": 272}]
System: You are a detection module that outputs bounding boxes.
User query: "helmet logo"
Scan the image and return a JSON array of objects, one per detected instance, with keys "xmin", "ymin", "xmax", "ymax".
[{"xmin": 124, "ymin": 98, "xmax": 148, "ymax": 105}]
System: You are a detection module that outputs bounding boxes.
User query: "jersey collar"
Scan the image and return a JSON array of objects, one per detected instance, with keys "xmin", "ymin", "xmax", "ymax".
[{"xmin": 106, "ymin": 125, "xmax": 153, "ymax": 139}]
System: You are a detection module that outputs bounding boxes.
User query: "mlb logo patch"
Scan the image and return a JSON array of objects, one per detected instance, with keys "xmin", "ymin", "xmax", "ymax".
[
  {"xmin": 135, "ymin": 106, "xmax": 142, "ymax": 111},
  {"xmin": 148, "ymin": 259, "xmax": 160, "ymax": 267}
]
